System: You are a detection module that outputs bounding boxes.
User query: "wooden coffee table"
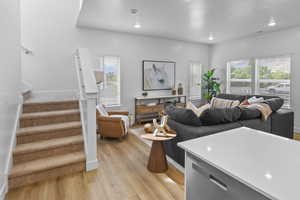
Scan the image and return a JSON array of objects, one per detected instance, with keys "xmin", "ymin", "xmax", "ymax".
[{"xmin": 141, "ymin": 133, "xmax": 176, "ymax": 173}]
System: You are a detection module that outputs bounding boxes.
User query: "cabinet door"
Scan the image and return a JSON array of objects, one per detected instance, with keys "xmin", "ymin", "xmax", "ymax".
[
  {"xmin": 185, "ymin": 153, "xmax": 271, "ymax": 200},
  {"xmin": 186, "ymin": 154, "xmax": 233, "ymax": 200}
]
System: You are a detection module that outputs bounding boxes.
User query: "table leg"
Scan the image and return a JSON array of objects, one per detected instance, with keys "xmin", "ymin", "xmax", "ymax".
[{"xmin": 147, "ymin": 141, "xmax": 168, "ymax": 173}]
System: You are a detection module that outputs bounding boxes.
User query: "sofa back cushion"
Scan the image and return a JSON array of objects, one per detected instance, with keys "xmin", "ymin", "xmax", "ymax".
[
  {"xmin": 239, "ymin": 107, "xmax": 261, "ymax": 120},
  {"xmin": 216, "ymin": 94, "xmax": 246, "ymax": 102},
  {"xmin": 199, "ymin": 107, "xmax": 242, "ymax": 125},
  {"xmin": 165, "ymin": 105, "xmax": 202, "ymax": 126}
]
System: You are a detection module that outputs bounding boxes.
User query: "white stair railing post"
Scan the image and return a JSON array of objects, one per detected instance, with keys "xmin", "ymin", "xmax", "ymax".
[
  {"xmin": 85, "ymin": 93, "xmax": 98, "ymax": 171},
  {"xmin": 74, "ymin": 48, "xmax": 99, "ymax": 171}
]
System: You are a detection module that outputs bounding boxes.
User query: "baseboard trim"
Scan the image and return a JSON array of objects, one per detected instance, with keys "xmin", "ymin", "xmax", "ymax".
[
  {"xmin": 86, "ymin": 159, "xmax": 99, "ymax": 171},
  {"xmin": 294, "ymin": 126, "xmax": 300, "ymax": 134},
  {"xmin": 4, "ymin": 95, "xmax": 23, "ymax": 196},
  {"xmin": 0, "ymin": 178, "xmax": 8, "ymax": 200},
  {"xmin": 28, "ymin": 89, "xmax": 78, "ymax": 102}
]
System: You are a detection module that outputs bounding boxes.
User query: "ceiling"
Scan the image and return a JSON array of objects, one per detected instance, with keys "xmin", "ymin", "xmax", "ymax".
[{"xmin": 77, "ymin": 0, "xmax": 300, "ymax": 44}]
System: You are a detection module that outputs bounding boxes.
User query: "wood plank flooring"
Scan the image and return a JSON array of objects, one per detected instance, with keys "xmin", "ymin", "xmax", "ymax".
[{"xmin": 7, "ymin": 133, "xmax": 184, "ymax": 200}]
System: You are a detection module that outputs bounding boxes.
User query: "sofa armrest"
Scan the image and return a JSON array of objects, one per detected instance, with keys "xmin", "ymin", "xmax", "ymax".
[{"xmin": 270, "ymin": 108, "xmax": 294, "ymax": 139}]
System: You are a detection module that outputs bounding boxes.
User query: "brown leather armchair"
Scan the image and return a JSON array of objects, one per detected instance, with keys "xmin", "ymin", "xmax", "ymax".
[{"xmin": 96, "ymin": 110, "xmax": 129, "ymax": 139}]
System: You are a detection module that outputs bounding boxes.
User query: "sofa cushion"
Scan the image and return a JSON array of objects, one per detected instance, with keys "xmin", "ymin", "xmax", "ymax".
[
  {"xmin": 200, "ymin": 107, "xmax": 242, "ymax": 125},
  {"xmin": 216, "ymin": 94, "xmax": 246, "ymax": 102},
  {"xmin": 262, "ymin": 98, "xmax": 284, "ymax": 112},
  {"xmin": 165, "ymin": 105, "xmax": 202, "ymax": 126},
  {"xmin": 239, "ymin": 107, "xmax": 261, "ymax": 120},
  {"xmin": 165, "ymin": 119, "xmax": 242, "ymax": 166}
]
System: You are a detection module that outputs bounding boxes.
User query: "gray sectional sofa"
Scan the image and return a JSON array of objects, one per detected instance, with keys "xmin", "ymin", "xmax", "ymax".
[{"xmin": 164, "ymin": 94, "xmax": 294, "ymax": 167}]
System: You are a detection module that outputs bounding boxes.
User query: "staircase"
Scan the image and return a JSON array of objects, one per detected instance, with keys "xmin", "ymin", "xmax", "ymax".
[{"xmin": 9, "ymin": 100, "xmax": 86, "ymax": 189}]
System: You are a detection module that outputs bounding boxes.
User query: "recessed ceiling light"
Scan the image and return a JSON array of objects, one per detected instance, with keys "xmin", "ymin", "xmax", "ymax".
[
  {"xmin": 208, "ymin": 33, "xmax": 214, "ymax": 41},
  {"xmin": 134, "ymin": 22, "xmax": 141, "ymax": 29},
  {"xmin": 268, "ymin": 17, "xmax": 276, "ymax": 27}
]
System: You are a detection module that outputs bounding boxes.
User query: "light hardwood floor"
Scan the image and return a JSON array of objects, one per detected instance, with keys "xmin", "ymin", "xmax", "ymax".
[{"xmin": 7, "ymin": 133, "xmax": 184, "ymax": 200}]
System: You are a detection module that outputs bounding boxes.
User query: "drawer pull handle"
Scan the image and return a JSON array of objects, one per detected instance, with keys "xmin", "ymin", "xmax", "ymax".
[{"xmin": 209, "ymin": 175, "xmax": 228, "ymax": 191}]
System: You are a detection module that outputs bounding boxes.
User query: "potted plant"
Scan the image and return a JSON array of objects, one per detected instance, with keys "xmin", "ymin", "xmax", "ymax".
[{"xmin": 202, "ymin": 68, "xmax": 221, "ymax": 102}]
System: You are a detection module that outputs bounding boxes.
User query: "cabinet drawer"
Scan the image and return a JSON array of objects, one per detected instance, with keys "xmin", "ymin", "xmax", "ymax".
[
  {"xmin": 185, "ymin": 152, "xmax": 270, "ymax": 200},
  {"xmin": 136, "ymin": 104, "xmax": 164, "ymax": 114}
]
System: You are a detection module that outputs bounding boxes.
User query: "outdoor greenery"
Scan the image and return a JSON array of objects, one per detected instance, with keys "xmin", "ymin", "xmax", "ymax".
[
  {"xmin": 231, "ymin": 66, "xmax": 251, "ymax": 79},
  {"xmin": 231, "ymin": 66, "xmax": 290, "ymax": 80},
  {"xmin": 259, "ymin": 66, "xmax": 290, "ymax": 80},
  {"xmin": 202, "ymin": 68, "xmax": 221, "ymax": 101}
]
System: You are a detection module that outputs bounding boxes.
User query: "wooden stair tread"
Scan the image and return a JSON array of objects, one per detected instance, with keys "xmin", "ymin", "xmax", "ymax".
[
  {"xmin": 21, "ymin": 109, "xmax": 80, "ymax": 119},
  {"xmin": 24, "ymin": 100, "xmax": 78, "ymax": 107},
  {"xmin": 9, "ymin": 151, "xmax": 85, "ymax": 178},
  {"xmin": 17, "ymin": 121, "xmax": 82, "ymax": 136},
  {"xmin": 14, "ymin": 135, "xmax": 84, "ymax": 155}
]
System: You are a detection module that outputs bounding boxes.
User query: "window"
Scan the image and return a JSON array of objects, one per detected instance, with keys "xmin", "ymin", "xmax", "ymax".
[
  {"xmin": 189, "ymin": 62, "xmax": 202, "ymax": 100},
  {"xmin": 227, "ymin": 60, "xmax": 252, "ymax": 95},
  {"xmin": 227, "ymin": 56, "xmax": 291, "ymax": 107},
  {"xmin": 256, "ymin": 56, "xmax": 291, "ymax": 106},
  {"xmin": 97, "ymin": 56, "xmax": 121, "ymax": 106}
]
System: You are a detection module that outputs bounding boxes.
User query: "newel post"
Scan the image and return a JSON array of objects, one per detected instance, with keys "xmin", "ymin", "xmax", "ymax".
[{"xmin": 85, "ymin": 92, "xmax": 99, "ymax": 171}]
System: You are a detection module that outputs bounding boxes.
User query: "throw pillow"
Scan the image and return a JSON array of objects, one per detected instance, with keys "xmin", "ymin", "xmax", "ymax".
[
  {"xmin": 240, "ymin": 99, "xmax": 250, "ymax": 106},
  {"xmin": 97, "ymin": 104, "xmax": 109, "ymax": 116},
  {"xmin": 262, "ymin": 98, "xmax": 284, "ymax": 112},
  {"xmin": 165, "ymin": 105, "xmax": 202, "ymax": 126},
  {"xmin": 210, "ymin": 97, "xmax": 240, "ymax": 109},
  {"xmin": 248, "ymin": 96, "xmax": 264, "ymax": 104},
  {"xmin": 200, "ymin": 107, "xmax": 242, "ymax": 125},
  {"xmin": 186, "ymin": 102, "xmax": 210, "ymax": 117}
]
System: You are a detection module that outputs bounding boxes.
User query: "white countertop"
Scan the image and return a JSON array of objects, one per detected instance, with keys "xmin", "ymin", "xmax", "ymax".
[{"xmin": 178, "ymin": 127, "xmax": 300, "ymax": 200}]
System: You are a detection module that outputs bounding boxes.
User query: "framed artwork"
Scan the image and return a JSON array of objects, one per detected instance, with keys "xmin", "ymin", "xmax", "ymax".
[{"xmin": 142, "ymin": 60, "xmax": 176, "ymax": 91}]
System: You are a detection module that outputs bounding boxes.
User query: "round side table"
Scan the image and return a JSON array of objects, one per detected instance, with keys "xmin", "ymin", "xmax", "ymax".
[{"xmin": 141, "ymin": 133, "xmax": 176, "ymax": 173}]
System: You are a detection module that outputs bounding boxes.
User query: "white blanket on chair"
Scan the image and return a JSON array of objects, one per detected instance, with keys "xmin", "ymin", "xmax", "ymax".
[{"xmin": 110, "ymin": 115, "xmax": 129, "ymax": 134}]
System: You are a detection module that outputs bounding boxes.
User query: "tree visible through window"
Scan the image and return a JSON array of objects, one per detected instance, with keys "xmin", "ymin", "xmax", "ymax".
[
  {"xmin": 227, "ymin": 60, "xmax": 252, "ymax": 94},
  {"xmin": 227, "ymin": 56, "xmax": 291, "ymax": 107},
  {"xmin": 256, "ymin": 56, "xmax": 291, "ymax": 106}
]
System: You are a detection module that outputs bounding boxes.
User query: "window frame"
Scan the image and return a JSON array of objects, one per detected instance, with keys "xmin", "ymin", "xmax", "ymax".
[
  {"xmin": 226, "ymin": 55, "xmax": 292, "ymax": 108},
  {"xmin": 97, "ymin": 55, "xmax": 121, "ymax": 107}
]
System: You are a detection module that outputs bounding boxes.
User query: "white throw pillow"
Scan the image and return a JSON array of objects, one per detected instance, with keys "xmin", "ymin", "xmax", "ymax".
[
  {"xmin": 248, "ymin": 96, "xmax": 264, "ymax": 104},
  {"xmin": 97, "ymin": 104, "xmax": 109, "ymax": 116},
  {"xmin": 210, "ymin": 97, "xmax": 240, "ymax": 109},
  {"xmin": 186, "ymin": 101, "xmax": 210, "ymax": 117}
]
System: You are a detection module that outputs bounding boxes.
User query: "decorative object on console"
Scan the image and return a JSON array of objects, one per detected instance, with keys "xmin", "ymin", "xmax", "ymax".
[
  {"xmin": 142, "ymin": 92, "xmax": 148, "ymax": 97},
  {"xmin": 177, "ymin": 82, "xmax": 183, "ymax": 95},
  {"xmin": 172, "ymin": 88, "xmax": 177, "ymax": 95},
  {"xmin": 202, "ymin": 68, "xmax": 221, "ymax": 102},
  {"xmin": 143, "ymin": 60, "xmax": 175, "ymax": 91}
]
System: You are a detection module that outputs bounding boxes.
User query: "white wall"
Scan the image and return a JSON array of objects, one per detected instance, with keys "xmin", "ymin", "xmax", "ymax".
[
  {"xmin": 21, "ymin": 0, "xmax": 209, "ymax": 112},
  {"xmin": 0, "ymin": 0, "xmax": 20, "ymax": 198},
  {"xmin": 210, "ymin": 27, "xmax": 300, "ymax": 131}
]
